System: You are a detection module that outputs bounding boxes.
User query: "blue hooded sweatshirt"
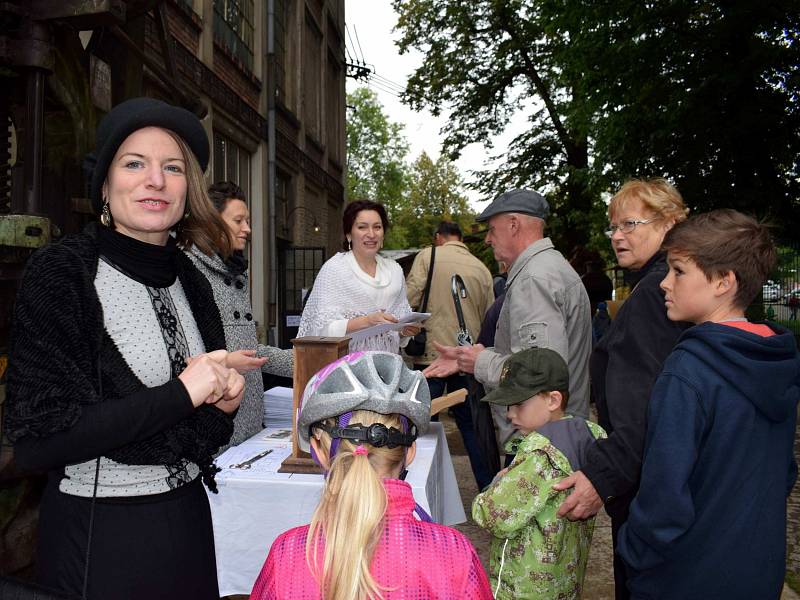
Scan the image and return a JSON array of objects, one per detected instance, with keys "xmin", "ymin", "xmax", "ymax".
[{"xmin": 618, "ymin": 321, "xmax": 799, "ymax": 600}]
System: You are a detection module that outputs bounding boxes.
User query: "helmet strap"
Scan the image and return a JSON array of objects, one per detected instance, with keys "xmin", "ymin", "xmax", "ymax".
[
  {"xmin": 311, "ymin": 413, "xmax": 417, "ymax": 477},
  {"xmin": 329, "ymin": 411, "xmax": 353, "ymax": 459},
  {"xmin": 317, "ymin": 422, "xmax": 417, "ymax": 449}
]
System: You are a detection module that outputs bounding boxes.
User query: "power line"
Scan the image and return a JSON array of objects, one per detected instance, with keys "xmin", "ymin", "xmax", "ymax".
[
  {"xmin": 353, "ymin": 26, "xmax": 368, "ymax": 68},
  {"xmin": 343, "ymin": 32, "xmax": 355, "ymax": 64},
  {"xmin": 367, "ymin": 75, "xmax": 403, "ymax": 96},
  {"xmin": 370, "ymin": 73, "xmax": 406, "ymax": 94},
  {"xmin": 371, "ymin": 71, "xmax": 405, "ymax": 89},
  {"xmin": 344, "ymin": 24, "xmax": 358, "ymax": 62},
  {"xmin": 346, "ymin": 24, "xmax": 368, "ymax": 67},
  {"xmin": 366, "ymin": 77, "xmax": 403, "ymax": 98},
  {"xmin": 348, "ymin": 62, "xmax": 372, "ymax": 80},
  {"xmin": 345, "ymin": 23, "xmax": 372, "ymax": 81}
]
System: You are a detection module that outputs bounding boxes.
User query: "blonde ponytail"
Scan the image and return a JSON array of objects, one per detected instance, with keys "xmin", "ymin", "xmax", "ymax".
[{"xmin": 306, "ymin": 411, "xmax": 408, "ymax": 600}]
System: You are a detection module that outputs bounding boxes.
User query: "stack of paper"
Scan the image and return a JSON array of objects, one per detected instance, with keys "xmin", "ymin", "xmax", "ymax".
[
  {"xmin": 263, "ymin": 386, "xmax": 294, "ymax": 429},
  {"xmin": 349, "ymin": 312, "xmax": 431, "ymax": 343}
]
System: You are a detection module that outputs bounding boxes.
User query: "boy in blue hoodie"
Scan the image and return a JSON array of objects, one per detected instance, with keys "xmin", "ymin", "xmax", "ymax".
[{"xmin": 618, "ymin": 209, "xmax": 799, "ymax": 599}]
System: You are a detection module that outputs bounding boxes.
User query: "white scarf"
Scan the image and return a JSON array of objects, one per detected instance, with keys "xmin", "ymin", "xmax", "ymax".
[{"xmin": 299, "ymin": 251, "xmax": 412, "ymax": 353}]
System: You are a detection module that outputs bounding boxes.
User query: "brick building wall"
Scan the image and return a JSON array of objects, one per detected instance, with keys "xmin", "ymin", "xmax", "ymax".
[
  {"xmin": 165, "ymin": 1, "xmax": 201, "ymax": 55},
  {"xmin": 212, "ymin": 41, "xmax": 261, "ymax": 111},
  {"xmin": 159, "ymin": 0, "xmax": 346, "ymax": 344}
]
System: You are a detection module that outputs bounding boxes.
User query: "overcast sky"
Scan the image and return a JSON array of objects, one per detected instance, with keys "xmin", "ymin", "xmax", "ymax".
[{"xmin": 343, "ymin": 0, "xmax": 519, "ymax": 210}]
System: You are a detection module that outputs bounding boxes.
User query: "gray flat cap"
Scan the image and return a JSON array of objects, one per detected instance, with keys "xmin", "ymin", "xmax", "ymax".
[{"xmin": 477, "ymin": 189, "xmax": 550, "ymax": 222}]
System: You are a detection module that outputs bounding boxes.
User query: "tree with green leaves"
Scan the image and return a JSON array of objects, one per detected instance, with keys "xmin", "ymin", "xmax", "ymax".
[
  {"xmin": 346, "ymin": 87, "xmax": 411, "ymax": 246},
  {"xmin": 393, "ymin": 0, "xmax": 602, "ymax": 253},
  {"xmin": 567, "ymin": 1, "xmax": 800, "ymax": 230},
  {"xmin": 395, "ymin": 151, "xmax": 475, "ymax": 248},
  {"xmin": 393, "ymin": 0, "xmax": 800, "ymax": 252},
  {"xmin": 347, "ymin": 87, "xmax": 481, "ymax": 249}
]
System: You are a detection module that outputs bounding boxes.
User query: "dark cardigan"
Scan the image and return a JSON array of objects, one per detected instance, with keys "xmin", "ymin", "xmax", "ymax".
[
  {"xmin": 582, "ymin": 252, "xmax": 690, "ymax": 511},
  {"xmin": 4, "ymin": 223, "xmax": 233, "ymax": 489}
]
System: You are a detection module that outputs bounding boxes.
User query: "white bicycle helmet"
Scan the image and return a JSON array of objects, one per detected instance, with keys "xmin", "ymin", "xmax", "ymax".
[{"xmin": 297, "ymin": 351, "xmax": 431, "ymax": 453}]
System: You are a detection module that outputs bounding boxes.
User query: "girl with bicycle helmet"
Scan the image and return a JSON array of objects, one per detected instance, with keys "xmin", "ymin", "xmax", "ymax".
[{"xmin": 250, "ymin": 351, "xmax": 492, "ymax": 600}]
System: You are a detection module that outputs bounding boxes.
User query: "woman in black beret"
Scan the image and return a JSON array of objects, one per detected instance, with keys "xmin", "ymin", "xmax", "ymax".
[{"xmin": 4, "ymin": 97, "xmax": 244, "ymax": 599}]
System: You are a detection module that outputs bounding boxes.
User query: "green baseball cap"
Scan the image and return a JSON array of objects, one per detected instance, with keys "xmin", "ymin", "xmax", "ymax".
[{"xmin": 481, "ymin": 347, "xmax": 569, "ymax": 406}]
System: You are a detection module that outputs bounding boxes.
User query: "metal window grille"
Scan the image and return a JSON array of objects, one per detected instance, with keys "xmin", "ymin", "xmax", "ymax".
[
  {"xmin": 278, "ymin": 246, "xmax": 325, "ymax": 345},
  {"xmin": 759, "ymin": 239, "xmax": 800, "ymax": 342},
  {"xmin": 213, "ymin": 0, "xmax": 254, "ymax": 71},
  {"xmin": 212, "ymin": 131, "xmax": 251, "ymax": 198}
]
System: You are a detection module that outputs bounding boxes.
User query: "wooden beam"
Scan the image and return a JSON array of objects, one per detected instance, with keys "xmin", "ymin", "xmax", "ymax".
[{"xmin": 430, "ymin": 388, "xmax": 467, "ymax": 417}]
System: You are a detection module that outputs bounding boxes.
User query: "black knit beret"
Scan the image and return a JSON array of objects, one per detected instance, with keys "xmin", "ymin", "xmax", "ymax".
[{"xmin": 86, "ymin": 97, "xmax": 210, "ymax": 214}]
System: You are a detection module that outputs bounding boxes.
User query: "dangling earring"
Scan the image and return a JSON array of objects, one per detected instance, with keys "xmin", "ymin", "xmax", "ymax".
[
  {"xmin": 347, "ymin": 238, "xmax": 352, "ymax": 251},
  {"xmin": 183, "ymin": 209, "xmax": 190, "ymax": 220},
  {"xmin": 100, "ymin": 198, "xmax": 112, "ymax": 227}
]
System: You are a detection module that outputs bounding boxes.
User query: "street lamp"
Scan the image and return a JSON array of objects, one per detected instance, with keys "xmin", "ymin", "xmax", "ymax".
[{"xmin": 284, "ymin": 205, "xmax": 320, "ymax": 235}]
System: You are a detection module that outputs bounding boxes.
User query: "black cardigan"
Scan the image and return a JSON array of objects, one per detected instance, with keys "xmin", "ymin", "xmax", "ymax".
[
  {"xmin": 582, "ymin": 253, "xmax": 690, "ymax": 512},
  {"xmin": 4, "ymin": 224, "xmax": 233, "ymax": 488}
]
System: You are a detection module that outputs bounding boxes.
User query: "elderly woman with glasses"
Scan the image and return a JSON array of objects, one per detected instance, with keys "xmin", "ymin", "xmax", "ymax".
[{"xmin": 553, "ymin": 178, "xmax": 689, "ymax": 600}]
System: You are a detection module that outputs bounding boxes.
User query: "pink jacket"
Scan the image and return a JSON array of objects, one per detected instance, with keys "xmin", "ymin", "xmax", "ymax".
[{"xmin": 251, "ymin": 479, "xmax": 492, "ymax": 599}]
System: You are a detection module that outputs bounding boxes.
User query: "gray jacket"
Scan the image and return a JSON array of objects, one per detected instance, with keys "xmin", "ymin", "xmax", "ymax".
[
  {"xmin": 475, "ymin": 238, "xmax": 592, "ymax": 442},
  {"xmin": 187, "ymin": 247, "xmax": 293, "ymax": 447}
]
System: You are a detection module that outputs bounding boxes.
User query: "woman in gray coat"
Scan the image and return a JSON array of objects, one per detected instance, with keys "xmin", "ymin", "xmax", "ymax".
[{"xmin": 188, "ymin": 181, "xmax": 293, "ymax": 446}]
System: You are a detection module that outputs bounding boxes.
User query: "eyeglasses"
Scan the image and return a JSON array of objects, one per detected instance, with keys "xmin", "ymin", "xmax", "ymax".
[{"xmin": 604, "ymin": 218, "xmax": 661, "ymax": 238}]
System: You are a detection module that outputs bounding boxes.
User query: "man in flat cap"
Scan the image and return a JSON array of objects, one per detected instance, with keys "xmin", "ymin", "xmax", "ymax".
[{"xmin": 425, "ymin": 189, "xmax": 592, "ymax": 456}]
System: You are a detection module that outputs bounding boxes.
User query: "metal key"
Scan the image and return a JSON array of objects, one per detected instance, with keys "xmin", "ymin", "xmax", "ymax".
[{"xmin": 230, "ymin": 448, "xmax": 273, "ymax": 469}]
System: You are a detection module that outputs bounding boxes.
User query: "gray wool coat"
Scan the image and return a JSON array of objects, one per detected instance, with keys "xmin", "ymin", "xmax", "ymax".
[{"xmin": 187, "ymin": 246, "xmax": 293, "ymax": 447}]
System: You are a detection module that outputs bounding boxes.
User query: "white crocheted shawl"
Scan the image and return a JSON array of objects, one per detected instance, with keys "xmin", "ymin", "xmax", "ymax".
[{"xmin": 299, "ymin": 252, "xmax": 412, "ymax": 353}]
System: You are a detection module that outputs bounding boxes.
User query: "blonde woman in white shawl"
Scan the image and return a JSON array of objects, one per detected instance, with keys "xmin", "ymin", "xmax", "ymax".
[{"xmin": 299, "ymin": 200, "xmax": 420, "ymax": 353}]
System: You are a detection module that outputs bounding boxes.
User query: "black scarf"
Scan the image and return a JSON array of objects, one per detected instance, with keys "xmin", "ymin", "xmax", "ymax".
[
  {"xmin": 96, "ymin": 225, "xmax": 178, "ymax": 287},
  {"xmin": 222, "ymin": 250, "xmax": 249, "ymax": 277}
]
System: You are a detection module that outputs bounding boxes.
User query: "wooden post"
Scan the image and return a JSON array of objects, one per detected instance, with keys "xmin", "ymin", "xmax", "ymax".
[{"xmin": 278, "ymin": 336, "xmax": 351, "ymax": 474}]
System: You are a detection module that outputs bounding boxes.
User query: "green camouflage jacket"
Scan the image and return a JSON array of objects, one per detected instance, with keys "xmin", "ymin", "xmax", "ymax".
[{"xmin": 472, "ymin": 417, "xmax": 606, "ymax": 600}]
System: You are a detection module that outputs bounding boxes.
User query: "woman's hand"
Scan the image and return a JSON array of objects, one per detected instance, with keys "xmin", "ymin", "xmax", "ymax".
[
  {"xmin": 179, "ymin": 353, "xmax": 232, "ymax": 408},
  {"xmin": 211, "ymin": 368, "xmax": 245, "ymax": 414},
  {"xmin": 554, "ymin": 470, "xmax": 603, "ymax": 521},
  {"xmin": 365, "ymin": 310, "xmax": 398, "ymax": 326},
  {"xmin": 400, "ymin": 324, "xmax": 421, "ymax": 337},
  {"xmin": 347, "ymin": 310, "xmax": 398, "ymax": 333},
  {"xmin": 227, "ymin": 349, "xmax": 268, "ymax": 374}
]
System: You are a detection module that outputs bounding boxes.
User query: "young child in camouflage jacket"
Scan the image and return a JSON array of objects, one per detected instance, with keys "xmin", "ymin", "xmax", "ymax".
[{"xmin": 472, "ymin": 347, "xmax": 606, "ymax": 600}]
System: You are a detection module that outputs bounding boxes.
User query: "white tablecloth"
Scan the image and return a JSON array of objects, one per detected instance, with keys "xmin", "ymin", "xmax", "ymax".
[{"xmin": 207, "ymin": 422, "xmax": 466, "ymax": 596}]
